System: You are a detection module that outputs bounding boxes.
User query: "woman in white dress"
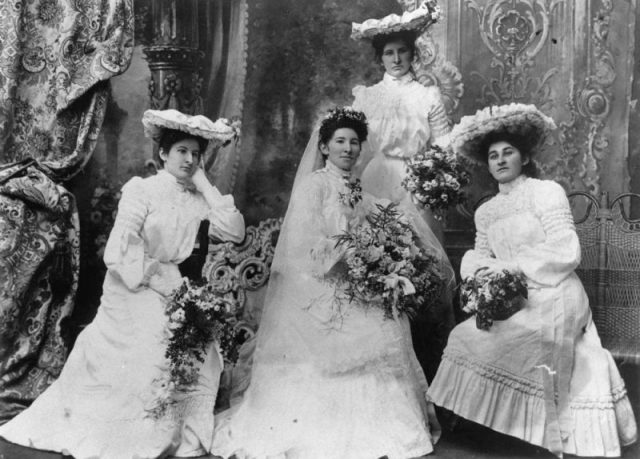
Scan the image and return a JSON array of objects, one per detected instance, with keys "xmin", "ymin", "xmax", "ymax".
[
  {"xmin": 351, "ymin": 2, "xmax": 449, "ymax": 240},
  {"xmin": 427, "ymin": 103, "xmax": 638, "ymax": 457},
  {"xmin": 0, "ymin": 109, "xmax": 245, "ymax": 459},
  {"xmin": 212, "ymin": 107, "xmax": 441, "ymax": 459},
  {"xmin": 350, "ymin": 1, "xmax": 455, "ymax": 379}
]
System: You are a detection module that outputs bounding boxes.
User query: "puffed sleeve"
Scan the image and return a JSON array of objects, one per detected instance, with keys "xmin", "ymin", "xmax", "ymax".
[
  {"xmin": 460, "ymin": 203, "xmax": 497, "ymax": 279},
  {"xmin": 512, "ymin": 181, "xmax": 580, "ymax": 287},
  {"xmin": 201, "ymin": 186, "xmax": 245, "ymax": 243},
  {"xmin": 103, "ymin": 177, "xmax": 159, "ymax": 291},
  {"xmin": 425, "ymin": 86, "xmax": 451, "ymax": 144}
]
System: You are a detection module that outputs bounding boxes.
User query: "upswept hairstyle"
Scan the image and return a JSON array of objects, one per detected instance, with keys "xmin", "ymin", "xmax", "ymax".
[
  {"xmin": 371, "ymin": 30, "xmax": 418, "ymax": 63},
  {"xmin": 156, "ymin": 128, "xmax": 208, "ymax": 168},
  {"xmin": 478, "ymin": 129, "xmax": 540, "ymax": 178},
  {"xmin": 318, "ymin": 107, "xmax": 368, "ymax": 146}
]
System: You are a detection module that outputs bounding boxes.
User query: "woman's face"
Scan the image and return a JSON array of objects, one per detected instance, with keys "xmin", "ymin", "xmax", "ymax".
[
  {"xmin": 160, "ymin": 138, "xmax": 201, "ymax": 180},
  {"xmin": 320, "ymin": 128, "xmax": 362, "ymax": 172},
  {"xmin": 381, "ymin": 39, "xmax": 413, "ymax": 78},
  {"xmin": 487, "ymin": 140, "xmax": 528, "ymax": 184}
]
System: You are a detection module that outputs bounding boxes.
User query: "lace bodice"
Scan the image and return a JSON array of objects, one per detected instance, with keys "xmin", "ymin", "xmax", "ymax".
[
  {"xmin": 352, "ymin": 72, "xmax": 450, "ymax": 159},
  {"xmin": 461, "ymin": 176, "xmax": 579, "ymax": 288}
]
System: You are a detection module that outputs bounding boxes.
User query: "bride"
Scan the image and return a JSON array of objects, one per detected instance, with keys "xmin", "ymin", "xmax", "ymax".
[{"xmin": 212, "ymin": 107, "xmax": 443, "ymax": 459}]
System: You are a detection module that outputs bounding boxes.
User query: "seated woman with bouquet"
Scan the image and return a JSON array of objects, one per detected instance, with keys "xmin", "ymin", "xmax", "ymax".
[
  {"xmin": 427, "ymin": 103, "xmax": 637, "ymax": 457},
  {"xmin": 212, "ymin": 107, "xmax": 446, "ymax": 459},
  {"xmin": 0, "ymin": 109, "xmax": 245, "ymax": 459}
]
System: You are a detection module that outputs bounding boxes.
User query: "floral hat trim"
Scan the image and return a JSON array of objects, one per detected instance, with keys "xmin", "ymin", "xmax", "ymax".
[
  {"xmin": 351, "ymin": 1, "xmax": 441, "ymax": 41},
  {"xmin": 447, "ymin": 103, "xmax": 557, "ymax": 164},
  {"xmin": 142, "ymin": 109, "xmax": 240, "ymax": 144}
]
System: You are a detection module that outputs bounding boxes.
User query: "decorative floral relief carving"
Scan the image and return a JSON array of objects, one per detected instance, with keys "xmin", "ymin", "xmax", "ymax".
[
  {"xmin": 202, "ymin": 218, "xmax": 283, "ymax": 320},
  {"xmin": 551, "ymin": 0, "xmax": 614, "ymax": 194},
  {"xmin": 465, "ymin": 0, "xmax": 564, "ymax": 109}
]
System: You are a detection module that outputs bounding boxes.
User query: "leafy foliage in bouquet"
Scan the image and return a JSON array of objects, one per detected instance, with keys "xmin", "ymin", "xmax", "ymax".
[
  {"xmin": 148, "ymin": 278, "xmax": 243, "ymax": 418},
  {"xmin": 460, "ymin": 268, "xmax": 528, "ymax": 330},
  {"xmin": 333, "ymin": 202, "xmax": 444, "ymax": 319},
  {"xmin": 402, "ymin": 144, "xmax": 471, "ymax": 220}
]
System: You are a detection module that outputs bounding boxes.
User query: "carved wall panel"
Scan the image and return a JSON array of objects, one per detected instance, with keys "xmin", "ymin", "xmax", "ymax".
[{"xmin": 432, "ymin": 0, "xmax": 635, "ymax": 199}]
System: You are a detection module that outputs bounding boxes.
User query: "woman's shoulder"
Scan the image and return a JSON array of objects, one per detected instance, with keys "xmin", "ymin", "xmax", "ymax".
[
  {"xmin": 121, "ymin": 175, "xmax": 146, "ymax": 194},
  {"xmin": 526, "ymin": 177, "xmax": 570, "ymax": 209}
]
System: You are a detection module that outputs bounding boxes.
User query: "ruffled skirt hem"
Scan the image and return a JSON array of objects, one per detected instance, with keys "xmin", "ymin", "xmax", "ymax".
[{"xmin": 427, "ymin": 355, "xmax": 637, "ymax": 457}]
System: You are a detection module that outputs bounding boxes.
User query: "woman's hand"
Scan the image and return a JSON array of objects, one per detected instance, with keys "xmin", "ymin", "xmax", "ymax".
[
  {"xmin": 475, "ymin": 260, "xmax": 521, "ymax": 279},
  {"xmin": 190, "ymin": 167, "xmax": 212, "ymax": 194}
]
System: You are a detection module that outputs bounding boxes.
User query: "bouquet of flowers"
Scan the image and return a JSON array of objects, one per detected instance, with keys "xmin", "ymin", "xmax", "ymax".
[
  {"xmin": 148, "ymin": 278, "xmax": 243, "ymax": 418},
  {"xmin": 332, "ymin": 202, "xmax": 444, "ymax": 320},
  {"xmin": 460, "ymin": 268, "xmax": 528, "ymax": 330},
  {"xmin": 402, "ymin": 145, "xmax": 471, "ymax": 220}
]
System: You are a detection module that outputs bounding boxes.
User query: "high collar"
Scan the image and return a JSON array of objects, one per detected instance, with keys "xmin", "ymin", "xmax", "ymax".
[
  {"xmin": 498, "ymin": 174, "xmax": 527, "ymax": 194},
  {"xmin": 324, "ymin": 161, "xmax": 353, "ymax": 180},
  {"xmin": 157, "ymin": 169, "xmax": 197, "ymax": 193},
  {"xmin": 383, "ymin": 71, "xmax": 415, "ymax": 86}
]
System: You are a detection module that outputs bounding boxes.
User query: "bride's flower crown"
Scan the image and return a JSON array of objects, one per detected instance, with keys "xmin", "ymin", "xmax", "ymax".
[
  {"xmin": 322, "ymin": 107, "xmax": 367, "ymax": 125},
  {"xmin": 319, "ymin": 107, "xmax": 369, "ymax": 143}
]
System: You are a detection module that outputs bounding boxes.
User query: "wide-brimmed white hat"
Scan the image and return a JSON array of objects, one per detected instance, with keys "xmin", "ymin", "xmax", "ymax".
[
  {"xmin": 142, "ymin": 109, "xmax": 239, "ymax": 145},
  {"xmin": 351, "ymin": 1, "xmax": 441, "ymax": 41},
  {"xmin": 446, "ymin": 103, "xmax": 556, "ymax": 164}
]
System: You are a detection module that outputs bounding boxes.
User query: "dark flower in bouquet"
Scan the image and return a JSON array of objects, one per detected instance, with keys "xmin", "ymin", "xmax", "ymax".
[
  {"xmin": 402, "ymin": 144, "xmax": 471, "ymax": 220},
  {"xmin": 460, "ymin": 268, "xmax": 528, "ymax": 331},
  {"xmin": 332, "ymin": 202, "xmax": 444, "ymax": 320},
  {"xmin": 148, "ymin": 278, "xmax": 243, "ymax": 417}
]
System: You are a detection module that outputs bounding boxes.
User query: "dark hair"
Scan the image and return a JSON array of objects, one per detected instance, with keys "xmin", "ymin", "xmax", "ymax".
[
  {"xmin": 372, "ymin": 30, "xmax": 418, "ymax": 63},
  {"xmin": 156, "ymin": 128, "xmax": 208, "ymax": 167},
  {"xmin": 318, "ymin": 107, "xmax": 368, "ymax": 147},
  {"xmin": 479, "ymin": 129, "xmax": 540, "ymax": 178}
]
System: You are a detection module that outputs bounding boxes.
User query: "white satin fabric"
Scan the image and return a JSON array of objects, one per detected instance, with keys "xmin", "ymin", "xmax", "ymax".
[
  {"xmin": 212, "ymin": 160, "xmax": 440, "ymax": 459},
  {"xmin": 0, "ymin": 170, "xmax": 245, "ymax": 459},
  {"xmin": 427, "ymin": 176, "xmax": 637, "ymax": 457}
]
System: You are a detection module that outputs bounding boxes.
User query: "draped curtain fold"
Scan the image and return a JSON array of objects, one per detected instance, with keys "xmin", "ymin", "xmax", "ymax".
[
  {"xmin": 0, "ymin": 0, "xmax": 134, "ymax": 181},
  {"xmin": 0, "ymin": 0, "xmax": 134, "ymax": 422},
  {"xmin": 203, "ymin": 0, "xmax": 248, "ymax": 195}
]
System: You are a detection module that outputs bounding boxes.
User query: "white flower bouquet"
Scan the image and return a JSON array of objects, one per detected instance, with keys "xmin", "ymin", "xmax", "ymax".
[
  {"xmin": 332, "ymin": 202, "xmax": 444, "ymax": 319},
  {"xmin": 402, "ymin": 144, "xmax": 471, "ymax": 220},
  {"xmin": 460, "ymin": 268, "xmax": 528, "ymax": 330},
  {"xmin": 148, "ymin": 278, "xmax": 242, "ymax": 418}
]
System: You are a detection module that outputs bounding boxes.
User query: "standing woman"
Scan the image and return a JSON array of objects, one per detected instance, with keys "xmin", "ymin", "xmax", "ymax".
[
  {"xmin": 350, "ymin": 1, "xmax": 455, "ymax": 377},
  {"xmin": 0, "ymin": 109, "xmax": 245, "ymax": 459},
  {"xmin": 351, "ymin": 2, "xmax": 449, "ymax": 240},
  {"xmin": 427, "ymin": 103, "xmax": 637, "ymax": 457}
]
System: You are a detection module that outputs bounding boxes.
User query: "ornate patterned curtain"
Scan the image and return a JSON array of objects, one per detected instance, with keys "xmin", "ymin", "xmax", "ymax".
[
  {"xmin": 0, "ymin": 0, "xmax": 134, "ymax": 181},
  {"xmin": 0, "ymin": 0, "xmax": 133, "ymax": 423}
]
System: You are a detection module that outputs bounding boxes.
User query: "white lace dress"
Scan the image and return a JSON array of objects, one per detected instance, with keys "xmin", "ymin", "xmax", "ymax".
[
  {"xmin": 212, "ymin": 162, "xmax": 439, "ymax": 459},
  {"xmin": 427, "ymin": 176, "xmax": 637, "ymax": 457},
  {"xmin": 0, "ymin": 170, "xmax": 245, "ymax": 459},
  {"xmin": 352, "ymin": 72, "xmax": 450, "ymax": 213}
]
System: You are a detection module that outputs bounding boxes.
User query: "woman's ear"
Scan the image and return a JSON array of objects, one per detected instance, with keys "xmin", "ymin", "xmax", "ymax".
[
  {"xmin": 522, "ymin": 155, "xmax": 530, "ymax": 166},
  {"xmin": 319, "ymin": 142, "xmax": 329, "ymax": 157},
  {"xmin": 158, "ymin": 148, "xmax": 167, "ymax": 162}
]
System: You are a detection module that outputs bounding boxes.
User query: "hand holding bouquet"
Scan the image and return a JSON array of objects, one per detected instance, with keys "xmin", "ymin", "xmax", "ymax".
[
  {"xmin": 332, "ymin": 202, "xmax": 444, "ymax": 319},
  {"xmin": 402, "ymin": 145, "xmax": 470, "ymax": 220},
  {"xmin": 460, "ymin": 267, "xmax": 528, "ymax": 330}
]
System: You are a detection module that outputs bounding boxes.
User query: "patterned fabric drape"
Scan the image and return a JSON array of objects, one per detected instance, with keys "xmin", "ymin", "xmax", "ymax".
[
  {"xmin": 0, "ymin": 0, "xmax": 133, "ymax": 423},
  {"xmin": 0, "ymin": 0, "xmax": 134, "ymax": 181},
  {"xmin": 0, "ymin": 160, "xmax": 80, "ymax": 424}
]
